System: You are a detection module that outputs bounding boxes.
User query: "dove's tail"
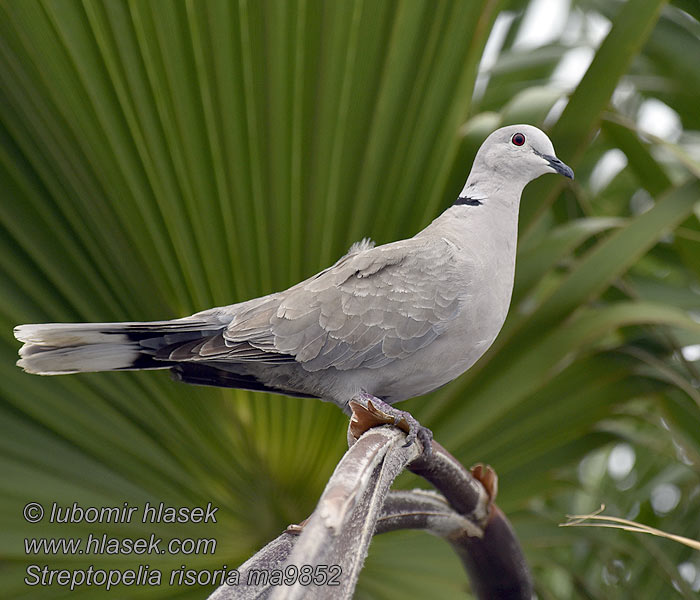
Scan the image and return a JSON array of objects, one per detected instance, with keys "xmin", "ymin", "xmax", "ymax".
[{"xmin": 13, "ymin": 320, "xmax": 218, "ymax": 375}]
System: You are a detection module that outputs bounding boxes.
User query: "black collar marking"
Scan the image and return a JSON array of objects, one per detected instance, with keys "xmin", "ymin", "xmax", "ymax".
[{"xmin": 454, "ymin": 196, "xmax": 483, "ymax": 206}]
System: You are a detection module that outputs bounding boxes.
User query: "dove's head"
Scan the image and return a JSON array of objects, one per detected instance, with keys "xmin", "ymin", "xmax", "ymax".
[{"xmin": 471, "ymin": 124, "xmax": 574, "ymax": 186}]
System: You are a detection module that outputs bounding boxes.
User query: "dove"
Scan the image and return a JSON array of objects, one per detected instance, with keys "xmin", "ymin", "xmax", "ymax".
[{"xmin": 14, "ymin": 124, "xmax": 573, "ymax": 453}]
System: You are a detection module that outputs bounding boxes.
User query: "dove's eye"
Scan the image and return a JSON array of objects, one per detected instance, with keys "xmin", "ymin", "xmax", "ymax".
[{"xmin": 511, "ymin": 133, "xmax": 526, "ymax": 146}]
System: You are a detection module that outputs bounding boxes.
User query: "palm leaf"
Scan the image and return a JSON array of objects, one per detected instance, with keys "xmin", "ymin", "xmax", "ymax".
[{"xmin": 1, "ymin": 1, "xmax": 699, "ymax": 598}]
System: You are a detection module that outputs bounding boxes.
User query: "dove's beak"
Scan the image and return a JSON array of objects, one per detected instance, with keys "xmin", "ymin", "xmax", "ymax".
[{"xmin": 542, "ymin": 154, "xmax": 574, "ymax": 179}]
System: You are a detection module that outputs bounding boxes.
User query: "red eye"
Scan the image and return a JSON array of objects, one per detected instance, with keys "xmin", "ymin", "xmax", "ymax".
[{"xmin": 512, "ymin": 133, "xmax": 526, "ymax": 146}]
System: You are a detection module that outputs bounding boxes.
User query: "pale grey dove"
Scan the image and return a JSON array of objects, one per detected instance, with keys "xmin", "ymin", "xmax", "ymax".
[{"xmin": 14, "ymin": 124, "xmax": 573, "ymax": 452}]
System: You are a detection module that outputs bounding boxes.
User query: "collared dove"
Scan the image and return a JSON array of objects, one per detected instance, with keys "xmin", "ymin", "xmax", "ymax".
[{"xmin": 14, "ymin": 124, "xmax": 573, "ymax": 452}]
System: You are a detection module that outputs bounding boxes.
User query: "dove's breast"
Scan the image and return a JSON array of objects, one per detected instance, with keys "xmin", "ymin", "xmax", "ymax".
[{"xmin": 356, "ymin": 204, "xmax": 519, "ymax": 403}]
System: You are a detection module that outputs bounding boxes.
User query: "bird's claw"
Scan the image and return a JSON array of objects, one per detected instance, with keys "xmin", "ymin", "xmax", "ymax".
[
  {"xmin": 398, "ymin": 411, "xmax": 433, "ymax": 456},
  {"xmin": 353, "ymin": 392, "xmax": 433, "ymax": 457},
  {"xmin": 408, "ymin": 424, "xmax": 434, "ymax": 456}
]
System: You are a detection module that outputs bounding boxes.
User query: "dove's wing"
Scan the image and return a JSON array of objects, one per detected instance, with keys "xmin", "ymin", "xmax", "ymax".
[
  {"xmin": 267, "ymin": 238, "xmax": 463, "ymax": 371},
  {"xmin": 160, "ymin": 238, "xmax": 464, "ymax": 372}
]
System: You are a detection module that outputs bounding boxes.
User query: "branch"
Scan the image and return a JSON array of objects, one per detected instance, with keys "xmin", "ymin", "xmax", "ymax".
[
  {"xmin": 269, "ymin": 426, "xmax": 416, "ymax": 600},
  {"xmin": 209, "ymin": 426, "xmax": 415, "ymax": 600},
  {"xmin": 208, "ymin": 404, "xmax": 532, "ymax": 599}
]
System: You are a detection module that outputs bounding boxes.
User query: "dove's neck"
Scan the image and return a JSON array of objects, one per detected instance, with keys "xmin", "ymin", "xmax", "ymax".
[
  {"xmin": 457, "ymin": 163, "xmax": 526, "ymax": 209},
  {"xmin": 420, "ymin": 167, "xmax": 525, "ymax": 265},
  {"xmin": 416, "ymin": 171, "xmax": 523, "ymax": 318}
]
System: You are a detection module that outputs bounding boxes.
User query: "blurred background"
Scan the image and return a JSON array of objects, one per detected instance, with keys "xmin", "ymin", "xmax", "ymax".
[{"xmin": 1, "ymin": 0, "xmax": 699, "ymax": 598}]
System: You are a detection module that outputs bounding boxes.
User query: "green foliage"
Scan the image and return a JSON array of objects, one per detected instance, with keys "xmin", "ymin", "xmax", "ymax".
[{"xmin": 1, "ymin": 0, "xmax": 699, "ymax": 598}]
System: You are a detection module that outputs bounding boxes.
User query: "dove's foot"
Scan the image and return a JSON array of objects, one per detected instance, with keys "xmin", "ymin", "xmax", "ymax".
[{"xmin": 354, "ymin": 392, "xmax": 433, "ymax": 456}]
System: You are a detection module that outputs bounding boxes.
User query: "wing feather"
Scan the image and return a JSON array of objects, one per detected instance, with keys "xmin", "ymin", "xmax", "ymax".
[
  {"xmin": 268, "ymin": 238, "xmax": 463, "ymax": 371},
  {"xmin": 160, "ymin": 238, "xmax": 464, "ymax": 371}
]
